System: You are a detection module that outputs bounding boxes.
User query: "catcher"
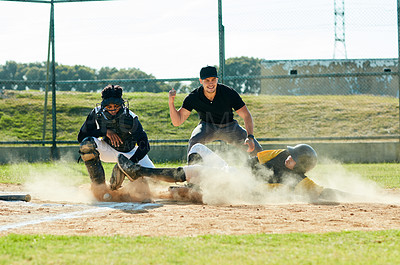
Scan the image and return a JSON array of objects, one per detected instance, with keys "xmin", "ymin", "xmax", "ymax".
[
  {"xmin": 78, "ymin": 85, "xmax": 154, "ymax": 200},
  {"xmin": 116, "ymin": 143, "xmax": 352, "ymax": 203}
]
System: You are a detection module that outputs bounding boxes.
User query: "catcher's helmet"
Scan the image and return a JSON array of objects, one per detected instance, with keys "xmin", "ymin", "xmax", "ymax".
[
  {"xmin": 287, "ymin": 144, "xmax": 317, "ymax": 173},
  {"xmin": 101, "ymin": 85, "xmax": 125, "ymax": 108},
  {"xmin": 100, "ymin": 84, "xmax": 126, "ymax": 120}
]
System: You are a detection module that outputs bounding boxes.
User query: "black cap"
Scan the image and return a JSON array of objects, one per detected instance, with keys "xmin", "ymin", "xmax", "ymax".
[{"xmin": 200, "ymin": 66, "xmax": 218, "ymax": 79}]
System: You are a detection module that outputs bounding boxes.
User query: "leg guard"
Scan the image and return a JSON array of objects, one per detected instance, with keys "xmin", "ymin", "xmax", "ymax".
[
  {"xmin": 118, "ymin": 154, "xmax": 186, "ymax": 183},
  {"xmin": 79, "ymin": 137, "xmax": 105, "ymax": 184},
  {"xmin": 84, "ymin": 158, "xmax": 105, "ymax": 184},
  {"xmin": 79, "ymin": 137, "xmax": 98, "ymax": 161}
]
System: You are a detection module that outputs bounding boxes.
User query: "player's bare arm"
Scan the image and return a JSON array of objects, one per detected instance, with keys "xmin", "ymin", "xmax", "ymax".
[
  {"xmin": 106, "ymin": 129, "xmax": 123, "ymax": 147},
  {"xmin": 236, "ymin": 105, "xmax": 256, "ymax": 152},
  {"xmin": 168, "ymin": 88, "xmax": 191, "ymax": 126}
]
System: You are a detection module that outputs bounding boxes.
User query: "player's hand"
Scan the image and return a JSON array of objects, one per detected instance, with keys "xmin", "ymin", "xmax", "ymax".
[
  {"xmin": 244, "ymin": 137, "xmax": 255, "ymax": 153},
  {"xmin": 169, "ymin": 88, "xmax": 177, "ymax": 101},
  {"xmin": 106, "ymin": 129, "xmax": 123, "ymax": 147}
]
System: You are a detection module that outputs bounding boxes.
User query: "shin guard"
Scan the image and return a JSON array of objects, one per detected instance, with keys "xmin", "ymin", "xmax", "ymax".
[{"xmin": 118, "ymin": 154, "xmax": 186, "ymax": 183}]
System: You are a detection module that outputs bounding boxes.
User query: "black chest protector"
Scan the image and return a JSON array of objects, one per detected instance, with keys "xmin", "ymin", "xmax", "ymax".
[{"xmin": 96, "ymin": 107, "xmax": 138, "ymax": 152}]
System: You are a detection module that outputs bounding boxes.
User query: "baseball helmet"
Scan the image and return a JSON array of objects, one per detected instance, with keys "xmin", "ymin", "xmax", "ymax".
[{"xmin": 287, "ymin": 144, "xmax": 317, "ymax": 173}]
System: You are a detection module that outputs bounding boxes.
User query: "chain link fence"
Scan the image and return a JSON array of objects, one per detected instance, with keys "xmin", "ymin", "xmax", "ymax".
[{"xmin": 0, "ymin": 0, "xmax": 398, "ymax": 146}]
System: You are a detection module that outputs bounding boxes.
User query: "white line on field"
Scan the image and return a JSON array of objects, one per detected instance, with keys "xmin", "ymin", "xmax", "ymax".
[{"xmin": 0, "ymin": 202, "xmax": 162, "ymax": 232}]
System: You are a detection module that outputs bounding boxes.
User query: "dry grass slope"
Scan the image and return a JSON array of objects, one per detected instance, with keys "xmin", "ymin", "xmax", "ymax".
[{"xmin": 0, "ymin": 90, "xmax": 397, "ymax": 141}]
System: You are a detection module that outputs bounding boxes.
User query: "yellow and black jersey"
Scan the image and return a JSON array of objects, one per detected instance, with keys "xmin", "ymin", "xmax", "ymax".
[
  {"xmin": 256, "ymin": 149, "xmax": 303, "ymax": 185},
  {"xmin": 256, "ymin": 149, "xmax": 286, "ymax": 164},
  {"xmin": 255, "ymin": 149, "xmax": 324, "ymax": 197}
]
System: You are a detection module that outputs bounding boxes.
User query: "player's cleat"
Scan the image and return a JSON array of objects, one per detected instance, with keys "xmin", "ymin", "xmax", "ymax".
[
  {"xmin": 168, "ymin": 184, "xmax": 203, "ymax": 203},
  {"xmin": 117, "ymin": 154, "xmax": 142, "ymax": 182},
  {"xmin": 169, "ymin": 185, "xmax": 191, "ymax": 199},
  {"xmin": 109, "ymin": 164, "xmax": 126, "ymax": 190}
]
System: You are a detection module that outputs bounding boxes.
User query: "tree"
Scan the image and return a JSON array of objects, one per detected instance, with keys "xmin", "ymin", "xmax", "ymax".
[
  {"xmin": 0, "ymin": 62, "xmax": 176, "ymax": 93},
  {"xmin": 97, "ymin": 67, "xmax": 119, "ymax": 80},
  {"xmin": 2, "ymin": 61, "xmax": 18, "ymax": 80},
  {"xmin": 224, "ymin": 56, "xmax": 262, "ymax": 94},
  {"xmin": 110, "ymin": 67, "xmax": 169, "ymax": 93},
  {"xmin": 55, "ymin": 64, "xmax": 95, "ymax": 91},
  {"xmin": 0, "ymin": 61, "xmax": 28, "ymax": 90},
  {"xmin": 25, "ymin": 66, "xmax": 46, "ymax": 90},
  {"xmin": 74, "ymin": 65, "xmax": 96, "ymax": 81},
  {"xmin": 73, "ymin": 65, "xmax": 96, "ymax": 92}
]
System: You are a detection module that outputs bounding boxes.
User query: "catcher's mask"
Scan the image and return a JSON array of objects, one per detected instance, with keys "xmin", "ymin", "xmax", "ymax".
[
  {"xmin": 287, "ymin": 144, "xmax": 317, "ymax": 173},
  {"xmin": 99, "ymin": 84, "xmax": 127, "ymax": 119}
]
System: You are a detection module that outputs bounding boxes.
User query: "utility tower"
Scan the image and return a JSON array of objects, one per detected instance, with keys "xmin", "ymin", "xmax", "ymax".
[{"xmin": 333, "ymin": 0, "xmax": 348, "ymax": 59}]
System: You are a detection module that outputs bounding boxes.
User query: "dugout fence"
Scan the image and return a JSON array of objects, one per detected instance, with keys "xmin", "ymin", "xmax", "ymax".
[{"xmin": 0, "ymin": 0, "xmax": 399, "ymax": 161}]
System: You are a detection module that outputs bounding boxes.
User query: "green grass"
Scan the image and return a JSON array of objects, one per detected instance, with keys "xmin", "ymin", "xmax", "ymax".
[
  {"xmin": 0, "ymin": 90, "xmax": 398, "ymax": 141},
  {"xmin": 1, "ymin": 162, "xmax": 399, "ymax": 189},
  {"xmin": 329, "ymin": 163, "xmax": 400, "ymax": 188},
  {"xmin": 1, "ymin": 231, "xmax": 400, "ymax": 264}
]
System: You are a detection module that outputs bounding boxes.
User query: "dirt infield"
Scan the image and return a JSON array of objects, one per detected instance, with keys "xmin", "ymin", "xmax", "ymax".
[{"xmin": 1, "ymin": 183, "xmax": 400, "ymax": 236}]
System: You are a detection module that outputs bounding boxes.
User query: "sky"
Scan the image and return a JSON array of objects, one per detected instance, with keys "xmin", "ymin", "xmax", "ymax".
[{"xmin": 0, "ymin": 0, "xmax": 397, "ymax": 79}]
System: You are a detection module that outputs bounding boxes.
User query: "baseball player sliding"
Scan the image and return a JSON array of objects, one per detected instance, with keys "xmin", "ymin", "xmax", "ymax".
[{"xmin": 116, "ymin": 143, "xmax": 354, "ymax": 203}]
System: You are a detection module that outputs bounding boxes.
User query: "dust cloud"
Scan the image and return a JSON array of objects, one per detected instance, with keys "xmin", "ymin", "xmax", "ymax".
[
  {"xmin": 310, "ymin": 157, "xmax": 400, "ymax": 204},
  {"xmin": 23, "ymin": 160, "xmax": 153, "ymax": 204},
  {"xmin": 20, "ymin": 151, "xmax": 400, "ymax": 206},
  {"xmin": 23, "ymin": 163, "xmax": 95, "ymax": 203},
  {"xmin": 184, "ymin": 150, "xmax": 400, "ymax": 206},
  {"xmin": 185, "ymin": 149, "xmax": 297, "ymax": 205},
  {"xmin": 90, "ymin": 179, "xmax": 153, "ymax": 203}
]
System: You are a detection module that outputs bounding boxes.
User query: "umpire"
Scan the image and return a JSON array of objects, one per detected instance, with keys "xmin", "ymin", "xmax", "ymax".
[{"xmin": 168, "ymin": 65, "xmax": 263, "ymax": 156}]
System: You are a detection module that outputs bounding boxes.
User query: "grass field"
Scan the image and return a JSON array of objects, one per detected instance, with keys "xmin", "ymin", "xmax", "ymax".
[
  {"xmin": 1, "ymin": 230, "xmax": 400, "ymax": 265},
  {"xmin": 0, "ymin": 90, "xmax": 398, "ymax": 141}
]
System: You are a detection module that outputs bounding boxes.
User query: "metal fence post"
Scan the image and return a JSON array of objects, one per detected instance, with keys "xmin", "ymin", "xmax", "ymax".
[
  {"xmin": 42, "ymin": 4, "xmax": 52, "ymax": 146},
  {"xmin": 397, "ymin": 0, "xmax": 400, "ymax": 161},
  {"xmin": 50, "ymin": 1, "xmax": 59, "ymax": 160},
  {"xmin": 218, "ymin": 0, "xmax": 225, "ymax": 82}
]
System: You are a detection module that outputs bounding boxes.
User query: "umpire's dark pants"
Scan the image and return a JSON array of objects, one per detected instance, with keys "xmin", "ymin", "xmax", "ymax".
[{"xmin": 188, "ymin": 120, "xmax": 263, "ymax": 156}]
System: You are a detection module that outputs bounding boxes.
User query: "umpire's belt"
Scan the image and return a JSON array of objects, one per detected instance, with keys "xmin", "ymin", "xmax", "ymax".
[{"xmin": 200, "ymin": 120, "xmax": 238, "ymax": 128}]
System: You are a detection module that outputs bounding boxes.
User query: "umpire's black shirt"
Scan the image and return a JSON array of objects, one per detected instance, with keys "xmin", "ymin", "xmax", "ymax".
[{"xmin": 182, "ymin": 84, "xmax": 245, "ymax": 124}]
